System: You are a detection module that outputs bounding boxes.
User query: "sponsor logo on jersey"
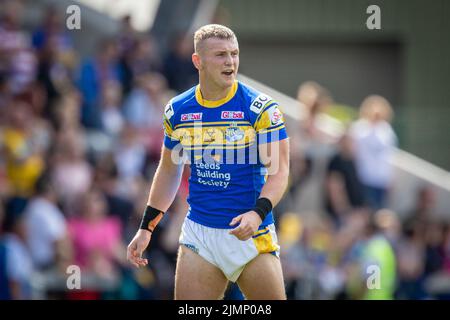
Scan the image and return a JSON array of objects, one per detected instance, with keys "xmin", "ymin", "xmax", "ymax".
[
  {"xmin": 225, "ymin": 122, "xmax": 245, "ymax": 142},
  {"xmin": 250, "ymin": 94, "xmax": 271, "ymax": 114},
  {"xmin": 221, "ymin": 111, "xmax": 244, "ymax": 119},
  {"xmin": 164, "ymin": 103, "xmax": 174, "ymax": 119},
  {"xmin": 269, "ymin": 106, "xmax": 283, "ymax": 125},
  {"xmin": 204, "ymin": 128, "xmax": 217, "ymax": 142},
  {"xmin": 181, "ymin": 113, "xmax": 203, "ymax": 121}
]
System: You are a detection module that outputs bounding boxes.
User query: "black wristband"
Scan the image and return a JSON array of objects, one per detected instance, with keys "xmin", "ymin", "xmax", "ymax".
[
  {"xmin": 139, "ymin": 206, "xmax": 165, "ymax": 233},
  {"xmin": 252, "ymin": 198, "xmax": 273, "ymax": 221}
]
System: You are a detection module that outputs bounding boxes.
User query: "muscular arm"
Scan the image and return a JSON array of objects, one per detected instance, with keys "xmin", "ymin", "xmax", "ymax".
[
  {"xmin": 147, "ymin": 145, "xmax": 185, "ymax": 211},
  {"xmin": 127, "ymin": 144, "xmax": 184, "ymax": 267},
  {"xmin": 258, "ymin": 138, "xmax": 290, "ymax": 207}
]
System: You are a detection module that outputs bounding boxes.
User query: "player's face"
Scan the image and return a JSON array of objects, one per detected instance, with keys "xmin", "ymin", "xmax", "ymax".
[{"xmin": 197, "ymin": 38, "xmax": 239, "ymax": 89}]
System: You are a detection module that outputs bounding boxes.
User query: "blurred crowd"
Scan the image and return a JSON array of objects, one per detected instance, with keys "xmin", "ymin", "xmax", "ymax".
[
  {"xmin": 1, "ymin": 2, "xmax": 449, "ymax": 300},
  {"xmin": 279, "ymin": 81, "xmax": 450, "ymax": 300},
  {"xmin": 0, "ymin": 2, "xmax": 194, "ymax": 300}
]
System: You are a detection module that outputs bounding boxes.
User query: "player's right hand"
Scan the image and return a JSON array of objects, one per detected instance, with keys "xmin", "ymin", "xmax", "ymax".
[{"xmin": 127, "ymin": 229, "xmax": 152, "ymax": 268}]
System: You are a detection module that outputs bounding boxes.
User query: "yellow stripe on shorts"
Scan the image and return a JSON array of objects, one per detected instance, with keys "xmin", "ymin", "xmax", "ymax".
[{"xmin": 252, "ymin": 227, "xmax": 279, "ymax": 254}]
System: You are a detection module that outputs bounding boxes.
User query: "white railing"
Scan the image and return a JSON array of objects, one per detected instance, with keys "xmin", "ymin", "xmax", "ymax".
[{"xmin": 238, "ymin": 74, "xmax": 450, "ymax": 217}]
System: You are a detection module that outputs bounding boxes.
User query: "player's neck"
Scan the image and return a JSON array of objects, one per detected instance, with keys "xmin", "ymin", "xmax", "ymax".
[{"xmin": 198, "ymin": 79, "xmax": 232, "ymax": 101}]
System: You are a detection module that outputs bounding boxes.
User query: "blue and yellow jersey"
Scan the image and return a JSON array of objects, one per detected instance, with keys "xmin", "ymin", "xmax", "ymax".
[{"xmin": 163, "ymin": 81, "xmax": 288, "ymax": 228}]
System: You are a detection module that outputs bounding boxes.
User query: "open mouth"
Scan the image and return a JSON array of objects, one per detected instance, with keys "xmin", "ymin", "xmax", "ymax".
[{"xmin": 222, "ymin": 71, "xmax": 234, "ymax": 76}]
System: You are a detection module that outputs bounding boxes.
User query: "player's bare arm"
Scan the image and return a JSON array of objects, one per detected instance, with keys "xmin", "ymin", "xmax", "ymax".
[
  {"xmin": 127, "ymin": 145, "xmax": 184, "ymax": 268},
  {"xmin": 229, "ymin": 138, "xmax": 290, "ymax": 240}
]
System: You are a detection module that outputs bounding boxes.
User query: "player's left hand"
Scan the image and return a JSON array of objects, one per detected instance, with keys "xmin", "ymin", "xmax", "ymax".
[{"xmin": 229, "ymin": 211, "xmax": 262, "ymax": 241}]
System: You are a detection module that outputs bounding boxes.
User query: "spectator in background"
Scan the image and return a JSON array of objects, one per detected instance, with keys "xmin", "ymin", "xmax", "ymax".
[
  {"xmin": 277, "ymin": 131, "xmax": 310, "ymax": 215},
  {"xmin": 122, "ymin": 72, "xmax": 166, "ymax": 132},
  {"xmin": 0, "ymin": 198, "xmax": 8, "ymax": 299},
  {"xmin": 0, "ymin": 199, "xmax": 34, "ymax": 299},
  {"xmin": 297, "ymin": 81, "xmax": 342, "ymax": 145},
  {"xmin": 401, "ymin": 185, "xmax": 444, "ymax": 295},
  {"xmin": 278, "ymin": 212, "xmax": 308, "ymax": 299},
  {"xmin": 36, "ymin": 33, "xmax": 76, "ymax": 120},
  {"xmin": 162, "ymin": 33, "xmax": 197, "ymax": 93},
  {"xmin": 68, "ymin": 188, "xmax": 126, "ymax": 284},
  {"xmin": 405, "ymin": 185, "xmax": 438, "ymax": 226},
  {"xmin": 324, "ymin": 131, "xmax": 366, "ymax": 227},
  {"xmin": 346, "ymin": 210, "xmax": 397, "ymax": 300},
  {"xmin": 375, "ymin": 209, "xmax": 402, "ymax": 249},
  {"xmin": 0, "ymin": 0, "xmax": 27, "ymax": 54},
  {"xmin": 93, "ymin": 153, "xmax": 134, "ymax": 230},
  {"xmin": 32, "ymin": 6, "xmax": 74, "ymax": 53},
  {"xmin": 113, "ymin": 124, "xmax": 147, "ymax": 198},
  {"xmin": 395, "ymin": 220, "xmax": 427, "ymax": 299},
  {"xmin": 0, "ymin": 243, "xmax": 9, "ymax": 299},
  {"xmin": 420, "ymin": 222, "xmax": 450, "ymax": 299},
  {"xmin": 297, "ymin": 82, "xmax": 331, "ymax": 130},
  {"xmin": 1, "ymin": 98, "xmax": 47, "ymax": 197},
  {"xmin": 24, "ymin": 172, "xmax": 70, "ymax": 271},
  {"xmin": 122, "ymin": 72, "xmax": 168, "ymax": 162},
  {"xmin": 32, "ymin": 5, "xmax": 76, "ymax": 118},
  {"xmin": 441, "ymin": 226, "xmax": 450, "ymax": 274},
  {"xmin": 120, "ymin": 35, "xmax": 162, "ymax": 96},
  {"xmin": 77, "ymin": 38, "xmax": 123, "ymax": 129},
  {"xmin": 423, "ymin": 219, "xmax": 446, "ymax": 278},
  {"xmin": 0, "ymin": 71, "xmax": 11, "ymax": 112},
  {"xmin": 117, "ymin": 15, "xmax": 137, "ymax": 58},
  {"xmin": 120, "ymin": 179, "xmax": 158, "ymax": 299},
  {"xmin": 350, "ymin": 95, "xmax": 397, "ymax": 211},
  {"xmin": 0, "ymin": 0, "xmax": 37, "ymax": 95},
  {"xmin": 117, "ymin": 15, "xmax": 137, "ymax": 96},
  {"xmin": 99, "ymin": 80, "xmax": 124, "ymax": 138},
  {"xmin": 50, "ymin": 128, "xmax": 92, "ymax": 215},
  {"xmin": 8, "ymin": 46, "xmax": 37, "ymax": 95},
  {"xmin": 130, "ymin": 36, "xmax": 161, "ymax": 77},
  {"xmin": 50, "ymin": 89, "xmax": 82, "ymax": 132}
]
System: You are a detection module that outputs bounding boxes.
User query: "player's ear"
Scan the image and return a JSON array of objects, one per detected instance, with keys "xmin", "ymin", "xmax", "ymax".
[{"xmin": 192, "ymin": 52, "xmax": 201, "ymax": 70}]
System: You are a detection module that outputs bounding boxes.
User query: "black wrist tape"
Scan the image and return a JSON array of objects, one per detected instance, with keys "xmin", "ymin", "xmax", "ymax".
[
  {"xmin": 139, "ymin": 206, "xmax": 165, "ymax": 233},
  {"xmin": 253, "ymin": 198, "xmax": 273, "ymax": 221}
]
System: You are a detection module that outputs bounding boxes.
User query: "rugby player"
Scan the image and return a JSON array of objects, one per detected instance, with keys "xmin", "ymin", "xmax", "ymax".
[{"xmin": 127, "ymin": 24, "xmax": 289, "ymax": 300}]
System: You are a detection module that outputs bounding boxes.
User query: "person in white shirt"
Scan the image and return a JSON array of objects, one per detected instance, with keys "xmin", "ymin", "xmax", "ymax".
[
  {"xmin": 24, "ymin": 173, "xmax": 69, "ymax": 270},
  {"xmin": 350, "ymin": 95, "xmax": 398, "ymax": 210}
]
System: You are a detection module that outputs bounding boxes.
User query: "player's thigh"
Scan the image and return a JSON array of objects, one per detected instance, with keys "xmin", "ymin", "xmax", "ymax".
[
  {"xmin": 237, "ymin": 253, "xmax": 286, "ymax": 300},
  {"xmin": 174, "ymin": 245, "xmax": 229, "ymax": 300}
]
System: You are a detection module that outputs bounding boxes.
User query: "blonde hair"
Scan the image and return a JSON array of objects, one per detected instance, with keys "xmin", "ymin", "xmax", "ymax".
[
  {"xmin": 359, "ymin": 95, "xmax": 394, "ymax": 123},
  {"xmin": 194, "ymin": 24, "xmax": 237, "ymax": 53}
]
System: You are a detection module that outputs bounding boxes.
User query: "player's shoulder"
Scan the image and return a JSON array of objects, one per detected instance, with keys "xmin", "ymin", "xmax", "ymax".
[
  {"xmin": 163, "ymin": 85, "xmax": 197, "ymax": 123},
  {"xmin": 168, "ymin": 85, "xmax": 198, "ymax": 109},
  {"xmin": 237, "ymin": 81, "xmax": 277, "ymax": 117},
  {"xmin": 238, "ymin": 81, "xmax": 267, "ymax": 102}
]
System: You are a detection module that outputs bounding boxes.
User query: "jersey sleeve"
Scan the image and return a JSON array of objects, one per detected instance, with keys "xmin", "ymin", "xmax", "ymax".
[
  {"xmin": 251, "ymin": 96, "xmax": 288, "ymax": 144},
  {"xmin": 162, "ymin": 102, "xmax": 180, "ymax": 149}
]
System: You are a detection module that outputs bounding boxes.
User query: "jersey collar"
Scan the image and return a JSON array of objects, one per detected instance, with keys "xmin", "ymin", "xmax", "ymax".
[{"xmin": 195, "ymin": 81, "xmax": 238, "ymax": 108}]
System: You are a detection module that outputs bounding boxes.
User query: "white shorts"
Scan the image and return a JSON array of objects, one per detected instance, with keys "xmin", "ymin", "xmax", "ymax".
[{"xmin": 179, "ymin": 217, "xmax": 280, "ymax": 282}]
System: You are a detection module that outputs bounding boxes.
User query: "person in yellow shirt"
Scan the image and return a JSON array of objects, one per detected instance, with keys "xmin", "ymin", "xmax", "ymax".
[{"xmin": 1, "ymin": 99, "xmax": 45, "ymax": 196}]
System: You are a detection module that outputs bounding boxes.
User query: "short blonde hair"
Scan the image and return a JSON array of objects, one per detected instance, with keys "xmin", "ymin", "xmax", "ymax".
[{"xmin": 194, "ymin": 24, "xmax": 237, "ymax": 53}]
